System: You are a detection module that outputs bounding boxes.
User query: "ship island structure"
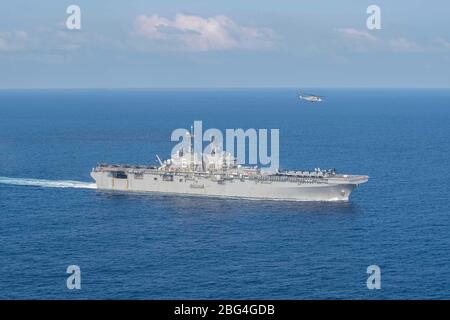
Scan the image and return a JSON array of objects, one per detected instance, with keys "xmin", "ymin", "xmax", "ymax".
[{"xmin": 91, "ymin": 132, "xmax": 368, "ymax": 202}]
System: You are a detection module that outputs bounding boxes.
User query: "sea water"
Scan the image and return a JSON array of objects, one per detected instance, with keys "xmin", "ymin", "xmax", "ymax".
[{"xmin": 0, "ymin": 88, "xmax": 449, "ymax": 299}]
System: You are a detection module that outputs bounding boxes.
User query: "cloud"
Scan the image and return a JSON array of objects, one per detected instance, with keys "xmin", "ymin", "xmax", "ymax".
[
  {"xmin": 336, "ymin": 28, "xmax": 429, "ymax": 53},
  {"xmin": 433, "ymin": 37, "xmax": 450, "ymax": 50},
  {"xmin": 0, "ymin": 31, "xmax": 28, "ymax": 51},
  {"xmin": 387, "ymin": 38, "xmax": 422, "ymax": 52},
  {"xmin": 133, "ymin": 13, "xmax": 276, "ymax": 51},
  {"xmin": 337, "ymin": 28, "xmax": 377, "ymax": 42}
]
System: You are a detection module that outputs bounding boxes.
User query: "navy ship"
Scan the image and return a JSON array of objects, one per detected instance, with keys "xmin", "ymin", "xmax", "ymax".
[{"xmin": 91, "ymin": 139, "xmax": 368, "ymax": 201}]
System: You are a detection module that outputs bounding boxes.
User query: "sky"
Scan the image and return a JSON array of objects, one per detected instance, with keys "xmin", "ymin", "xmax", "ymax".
[{"xmin": 0, "ymin": 0, "xmax": 449, "ymax": 88}]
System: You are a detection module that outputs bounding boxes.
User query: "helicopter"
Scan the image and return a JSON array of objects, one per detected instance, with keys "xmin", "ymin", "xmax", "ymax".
[{"xmin": 298, "ymin": 91, "xmax": 324, "ymax": 103}]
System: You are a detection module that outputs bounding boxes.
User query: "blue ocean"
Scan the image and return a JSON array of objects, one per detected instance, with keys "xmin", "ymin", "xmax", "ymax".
[{"xmin": 0, "ymin": 89, "xmax": 449, "ymax": 299}]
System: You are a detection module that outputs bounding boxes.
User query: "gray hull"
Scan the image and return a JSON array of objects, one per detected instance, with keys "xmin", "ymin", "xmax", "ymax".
[{"xmin": 90, "ymin": 170, "xmax": 367, "ymax": 201}]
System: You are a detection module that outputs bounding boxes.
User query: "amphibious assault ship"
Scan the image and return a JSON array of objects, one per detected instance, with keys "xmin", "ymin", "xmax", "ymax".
[{"xmin": 90, "ymin": 140, "xmax": 368, "ymax": 202}]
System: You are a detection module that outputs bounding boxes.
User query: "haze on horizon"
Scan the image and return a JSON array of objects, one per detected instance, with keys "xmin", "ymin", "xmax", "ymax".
[{"xmin": 1, "ymin": 0, "xmax": 449, "ymax": 89}]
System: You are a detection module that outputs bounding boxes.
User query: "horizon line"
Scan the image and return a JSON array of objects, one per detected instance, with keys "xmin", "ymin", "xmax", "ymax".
[{"xmin": 1, "ymin": 86, "xmax": 450, "ymax": 91}]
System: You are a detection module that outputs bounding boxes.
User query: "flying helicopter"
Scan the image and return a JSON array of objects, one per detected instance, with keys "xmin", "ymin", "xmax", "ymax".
[{"xmin": 298, "ymin": 91, "xmax": 324, "ymax": 103}]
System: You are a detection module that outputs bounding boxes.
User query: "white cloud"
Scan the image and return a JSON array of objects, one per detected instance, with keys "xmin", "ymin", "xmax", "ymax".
[
  {"xmin": 337, "ymin": 28, "xmax": 377, "ymax": 42},
  {"xmin": 387, "ymin": 38, "xmax": 422, "ymax": 52},
  {"xmin": 133, "ymin": 13, "xmax": 276, "ymax": 51},
  {"xmin": 433, "ymin": 37, "xmax": 450, "ymax": 50},
  {"xmin": 336, "ymin": 28, "xmax": 430, "ymax": 53},
  {"xmin": 0, "ymin": 31, "xmax": 28, "ymax": 51}
]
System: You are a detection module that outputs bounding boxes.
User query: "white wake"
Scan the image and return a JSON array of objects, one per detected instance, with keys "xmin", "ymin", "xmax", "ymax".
[{"xmin": 0, "ymin": 176, "xmax": 97, "ymax": 189}]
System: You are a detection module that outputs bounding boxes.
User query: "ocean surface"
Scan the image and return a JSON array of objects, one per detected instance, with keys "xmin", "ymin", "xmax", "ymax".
[{"xmin": 0, "ymin": 88, "xmax": 449, "ymax": 299}]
